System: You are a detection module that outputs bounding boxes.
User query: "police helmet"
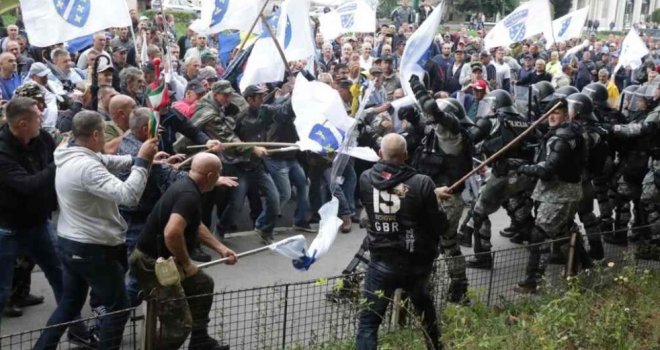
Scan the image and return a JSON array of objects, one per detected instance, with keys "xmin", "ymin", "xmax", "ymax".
[
  {"xmin": 628, "ymin": 85, "xmax": 653, "ymax": 112},
  {"xmin": 553, "ymin": 86, "xmax": 579, "ymax": 98},
  {"xmin": 566, "ymin": 93, "xmax": 597, "ymax": 122},
  {"xmin": 620, "ymin": 84, "xmax": 639, "ymax": 111},
  {"xmin": 532, "ymin": 81, "xmax": 555, "ymax": 102},
  {"xmin": 436, "ymin": 98, "xmax": 473, "ymax": 125},
  {"xmin": 477, "ymin": 89, "xmax": 518, "ymax": 117},
  {"xmin": 581, "ymin": 83, "xmax": 608, "ymax": 107}
]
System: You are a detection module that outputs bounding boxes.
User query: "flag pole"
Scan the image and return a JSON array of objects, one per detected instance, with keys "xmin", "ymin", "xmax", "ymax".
[
  {"xmin": 260, "ymin": 14, "xmax": 292, "ymax": 76},
  {"xmin": 447, "ymin": 102, "xmax": 562, "ymax": 193},
  {"xmin": 237, "ymin": 0, "xmax": 272, "ymax": 53}
]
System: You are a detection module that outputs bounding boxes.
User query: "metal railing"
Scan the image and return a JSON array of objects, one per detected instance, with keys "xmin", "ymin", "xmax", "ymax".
[{"xmin": 2, "ymin": 232, "xmax": 658, "ymax": 349}]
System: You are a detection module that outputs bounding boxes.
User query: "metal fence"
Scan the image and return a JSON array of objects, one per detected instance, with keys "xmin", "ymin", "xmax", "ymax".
[{"xmin": 2, "ymin": 233, "xmax": 659, "ymax": 350}]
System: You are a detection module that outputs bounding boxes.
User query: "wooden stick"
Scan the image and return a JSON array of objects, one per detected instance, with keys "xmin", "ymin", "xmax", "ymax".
[
  {"xmin": 186, "ymin": 142, "xmax": 297, "ymax": 150},
  {"xmin": 260, "ymin": 14, "xmax": 292, "ymax": 76},
  {"xmin": 447, "ymin": 102, "xmax": 562, "ymax": 193},
  {"xmin": 236, "ymin": 0, "xmax": 272, "ymax": 53}
]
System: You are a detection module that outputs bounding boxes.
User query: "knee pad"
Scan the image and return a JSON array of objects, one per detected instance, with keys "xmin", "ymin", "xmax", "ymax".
[{"xmin": 529, "ymin": 226, "xmax": 547, "ymax": 244}]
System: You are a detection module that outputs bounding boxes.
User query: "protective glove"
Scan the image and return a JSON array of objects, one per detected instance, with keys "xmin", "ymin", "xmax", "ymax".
[{"xmin": 517, "ymin": 164, "xmax": 538, "ymax": 177}]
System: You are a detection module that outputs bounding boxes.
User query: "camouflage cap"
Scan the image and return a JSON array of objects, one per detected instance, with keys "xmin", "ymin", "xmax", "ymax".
[
  {"xmin": 14, "ymin": 83, "xmax": 44, "ymax": 100},
  {"xmin": 212, "ymin": 80, "xmax": 234, "ymax": 94}
]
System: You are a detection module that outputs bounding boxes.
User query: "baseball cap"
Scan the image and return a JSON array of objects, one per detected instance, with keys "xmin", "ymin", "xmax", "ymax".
[
  {"xmin": 242, "ymin": 84, "xmax": 268, "ymax": 98},
  {"xmin": 197, "ymin": 66, "xmax": 218, "ymax": 82},
  {"xmin": 470, "ymin": 62, "xmax": 483, "ymax": 72},
  {"xmin": 472, "ymin": 80, "xmax": 488, "ymax": 91},
  {"xmin": 28, "ymin": 62, "xmax": 51, "ymax": 77},
  {"xmin": 381, "ymin": 54, "xmax": 394, "ymax": 62},
  {"xmin": 186, "ymin": 80, "xmax": 206, "ymax": 95},
  {"xmin": 523, "ymin": 53, "xmax": 533, "ymax": 59},
  {"xmin": 97, "ymin": 59, "xmax": 114, "ymax": 73},
  {"xmin": 14, "ymin": 83, "xmax": 44, "ymax": 99},
  {"xmin": 337, "ymin": 79, "xmax": 353, "ymax": 89},
  {"xmin": 110, "ymin": 44, "xmax": 128, "ymax": 54},
  {"xmin": 212, "ymin": 80, "xmax": 234, "ymax": 94},
  {"xmin": 200, "ymin": 51, "xmax": 216, "ymax": 62},
  {"xmin": 369, "ymin": 66, "xmax": 383, "ymax": 75},
  {"xmin": 480, "ymin": 50, "xmax": 490, "ymax": 57},
  {"xmin": 139, "ymin": 16, "xmax": 149, "ymax": 22},
  {"xmin": 455, "ymin": 47, "xmax": 464, "ymax": 53}
]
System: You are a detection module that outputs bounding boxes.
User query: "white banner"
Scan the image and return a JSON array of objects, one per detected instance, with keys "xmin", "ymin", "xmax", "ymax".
[
  {"xmin": 201, "ymin": 0, "xmax": 264, "ymax": 33},
  {"xmin": 612, "ymin": 28, "xmax": 650, "ymax": 76},
  {"xmin": 484, "ymin": 0, "xmax": 553, "ymax": 50},
  {"xmin": 21, "ymin": 0, "xmax": 131, "ymax": 47},
  {"xmin": 318, "ymin": 0, "xmax": 376, "ymax": 39},
  {"xmin": 546, "ymin": 7, "xmax": 589, "ymax": 49}
]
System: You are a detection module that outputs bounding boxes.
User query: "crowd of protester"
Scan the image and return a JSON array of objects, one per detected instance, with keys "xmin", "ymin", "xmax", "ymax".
[{"xmin": 0, "ymin": 1, "xmax": 659, "ymax": 349}]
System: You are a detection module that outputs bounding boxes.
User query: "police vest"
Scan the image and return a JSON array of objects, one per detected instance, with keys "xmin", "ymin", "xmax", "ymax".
[{"xmin": 411, "ymin": 127, "xmax": 473, "ymax": 191}]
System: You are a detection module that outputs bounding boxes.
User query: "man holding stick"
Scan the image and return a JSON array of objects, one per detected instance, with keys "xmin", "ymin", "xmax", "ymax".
[{"xmin": 129, "ymin": 153, "xmax": 237, "ymax": 350}]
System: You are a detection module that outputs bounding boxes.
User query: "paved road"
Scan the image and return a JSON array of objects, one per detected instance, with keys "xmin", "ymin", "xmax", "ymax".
[{"xmin": 1, "ymin": 205, "xmax": 517, "ymax": 336}]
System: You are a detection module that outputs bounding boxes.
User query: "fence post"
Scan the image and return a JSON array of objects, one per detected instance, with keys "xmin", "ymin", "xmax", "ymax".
[
  {"xmin": 142, "ymin": 299, "xmax": 158, "ymax": 350},
  {"xmin": 486, "ymin": 251, "xmax": 495, "ymax": 305},
  {"xmin": 281, "ymin": 284, "xmax": 289, "ymax": 349},
  {"xmin": 390, "ymin": 289, "xmax": 403, "ymax": 329}
]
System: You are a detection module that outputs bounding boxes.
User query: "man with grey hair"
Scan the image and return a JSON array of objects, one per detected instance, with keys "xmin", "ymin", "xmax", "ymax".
[
  {"xmin": 48, "ymin": 48, "xmax": 86, "ymax": 90},
  {"xmin": 356, "ymin": 133, "xmax": 443, "ymax": 350},
  {"xmin": 318, "ymin": 42, "xmax": 337, "ymax": 73},
  {"xmin": 119, "ymin": 66, "xmax": 147, "ymax": 106},
  {"xmin": 184, "ymin": 33, "xmax": 211, "ymax": 60},
  {"xmin": 34, "ymin": 111, "xmax": 158, "ymax": 350},
  {"xmin": 183, "ymin": 56, "xmax": 201, "ymax": 81},
  {"xmin": 76, "ymin": 32, "xmax": 111, "ymax": 70}
]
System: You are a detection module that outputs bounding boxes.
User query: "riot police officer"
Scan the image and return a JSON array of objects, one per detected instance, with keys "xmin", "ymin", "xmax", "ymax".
[
  {"xmin": 463, "ymin": 89, "xmax": 538, "ymax": 269},
  {"xmin": 566, "ymin": 92, "xmax": 607, "ymax": 259},
  {"xmin": 516, "ymin": 98, "xmax": 589, "ymax": 293},
  {"xmin": 407, "ymin": 75, "xmax": 471, "ymax": 303}
]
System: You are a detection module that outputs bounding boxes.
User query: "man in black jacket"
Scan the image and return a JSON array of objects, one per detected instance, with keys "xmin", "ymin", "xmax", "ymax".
[
  {"xmin": 355, "ymin": 133, "xmax": 444, "ymax": 350},
  {"xmin": 0, "ymin": 97, "xmax": 62, "ymax": 331}
]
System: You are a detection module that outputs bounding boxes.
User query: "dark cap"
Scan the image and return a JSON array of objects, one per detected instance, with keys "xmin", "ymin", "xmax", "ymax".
[
  {"xmin": 142, "ymin": 62, "xmax": 155, "ymax": 73},
  {"xmin": 523, "ymin": 53, "xmax": 533, "ymax": 59},
  {"xmin": 242, "ymin": 84, "xmax": 268, "ymax": 98},
  {"xmin": 200, "ymin": 51, "xmax": 216, "ymax": 62},
  {"xmin": 480, "ymin": 50, "xmax": 490, "ymax": 57},
  {"xmin": 337, "ymin": 79, "xmax": 353, "ymax": 89},
  {"xmin": 110, "ymin": 44, "xmax": 128, "ymax": 54},
  {"xmin": 212, "ymin": 80, "xmax": 234, "ymax": 94},
  {"xmin": 470, "ymin": 62, "xmax": 483, "ymax": 72},
  {"xmin": 455, "ymin": 47, "xmax": 464, "ymax": 53},
  {"xmin": 186, "ymin": 80, "xmax": 206, "ymax": 95},
  {"xmin": 381, "ymin": 54, "xmax": 394, "ymax": 62}
]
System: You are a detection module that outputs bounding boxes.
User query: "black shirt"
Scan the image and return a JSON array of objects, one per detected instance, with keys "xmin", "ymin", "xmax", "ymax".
[{"xmin": 136, "ymin": 176, "xmax": 201, "ymax": 258}]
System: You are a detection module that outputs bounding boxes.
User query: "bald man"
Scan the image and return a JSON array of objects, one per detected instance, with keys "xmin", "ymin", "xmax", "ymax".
[
  {"xmin": 356, "ymin": 133, "xmax": 443, "ymax": 350},
  {"xmin": 129, "ymin": 153, "xmax": 236, "ymax": 350},
  {"xmin": 104, "ymin": 94, "xmax": 137, "ymax": 154}
]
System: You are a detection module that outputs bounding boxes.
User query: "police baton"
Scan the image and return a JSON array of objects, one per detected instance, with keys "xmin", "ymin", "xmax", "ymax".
[{"xmin": 447, "ymin": 101, "xmax": 563, "ymax": 194}]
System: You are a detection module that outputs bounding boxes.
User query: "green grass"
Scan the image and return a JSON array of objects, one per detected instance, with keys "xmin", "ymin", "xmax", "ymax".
[{"xmin": 303, "ymin": 260, "xmax": 660, "ymax": 350}]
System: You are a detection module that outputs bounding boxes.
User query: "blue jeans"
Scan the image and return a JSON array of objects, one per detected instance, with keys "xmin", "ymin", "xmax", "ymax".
[
  {"xmin": 34, "ymin": 237, "xmax": 130, "ymax": 350},
  {"xmin": 0, "ymin": 221, "xmax": 62, "ymax": 333},
  {"xmin": 322, "ymin": 164, "xmax": 356, "ymax": 217},
  {"xmin": 122, "ymin": 214, "xmax": 145, "ymax": 307},
  {"xmin": 220, "ymin": 164, "xmax": 280, "ymax": 234},
  {"xmin": 264, "ymin": 157, "xmax": 311, "ymax": 226},
  {"xmin": 355, "ymin": 261, "xmax": 440, "ymax": 350}
]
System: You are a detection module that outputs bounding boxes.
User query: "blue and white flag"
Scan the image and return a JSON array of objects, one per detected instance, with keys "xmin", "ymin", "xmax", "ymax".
[
  {"xmin": 319, "ymin": 0, "xmax": 376, "ymax": 40},
  {"xmin": 21, "ymin": 0, "xmax": 131, "ymax": 47},
  {"xmin": 201, "ymin": 0, "xmax": 264, "ymax": 33},
  {"xmin": 64, "ymin": 34, "xmax": 93, "ymax": 53},
  {"xmin": 612, "ymin": 28, "xmax": 650, "ymax": 76},
  {"xmin": 400, "ymin": 2, "xmax": 444, "ymax": 97},
  {"xmin": 484, "ymin": 0, "xmax": 553, "ymax": 50},
  {"xmin": 545, "ymin": 7, "xmax": 589, "ymax": 49},
  {"xmin": 239, "ymin": 0, "xmax": 313, "ymax": 91}
]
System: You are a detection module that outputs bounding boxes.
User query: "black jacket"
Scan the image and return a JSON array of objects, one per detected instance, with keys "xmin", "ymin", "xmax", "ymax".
[
  {"xmin": 0, "ymin": 126, "xmax": 57, "ymax": 229},
  {"xmin": 359, "ymin": 161, "xmax": 446, "ymax": 272}
]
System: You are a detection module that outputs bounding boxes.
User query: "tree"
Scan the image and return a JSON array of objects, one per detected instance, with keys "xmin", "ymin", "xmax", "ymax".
[
  {"xmin": 454, "ymin": 0, "xmax": 520, "ymax": 19},
  {"xmin": 378, "ymin": 0, "xmax": 399, "ymax": 20},
  {"xmin": 652, "ymin": 8, "xmax": 660, "ymax": 24},
  {"xmin": 550, "ymin": 0, "xmax": 572, "ymax": 19}
]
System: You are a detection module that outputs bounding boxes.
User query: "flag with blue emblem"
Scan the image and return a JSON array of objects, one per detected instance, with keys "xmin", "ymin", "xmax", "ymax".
[
  {"xmin": 484, "ymin": 0, "xmax": 552, "ymax": 50},
  {"xmin": 545, "ymin": 7, "xmax": 589, "ymax": 49},
  {"xmin": 201, "ymin": 0, "xmax": 264, "ymax": 33},
  {"xmin": 400, "ymin": 1, "xmax": 444, "ymax": 98},
  {"xmin": 239, "ymin": 0, "xmax": 315, "ymax": 91},
  {"xmin": 20, "ymin": 0, "xmax": 131, "ymax": 48}
]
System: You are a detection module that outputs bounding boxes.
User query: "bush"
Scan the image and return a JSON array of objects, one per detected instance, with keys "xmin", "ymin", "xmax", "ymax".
[
  {"xmin": 652, "ymin": 8, "xmax": 660, "ymax": 24},
  {"xmin": 142, "ymin": 9, "xmax": 196, "ymax": 37}
]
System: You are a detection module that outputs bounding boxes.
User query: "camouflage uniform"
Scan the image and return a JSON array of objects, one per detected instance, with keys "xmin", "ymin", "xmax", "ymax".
[{"xmin": 129, "ymin": 249, "xmax": 215, "ymax": 350}]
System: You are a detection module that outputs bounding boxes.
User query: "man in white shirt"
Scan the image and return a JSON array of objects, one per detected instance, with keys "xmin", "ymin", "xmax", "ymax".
[{"xmin": 77, "ymin": 32, "xmax": 111, "ymax": 70}]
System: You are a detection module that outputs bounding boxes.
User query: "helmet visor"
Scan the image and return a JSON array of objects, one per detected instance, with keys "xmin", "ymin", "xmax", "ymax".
[
  {"xmin": 476, "ymin": 96, "xmax": 496, "ymax": 118},
  {"xmin": 628, "ymin": 90, "xmax": 648, "ymax": 112}
]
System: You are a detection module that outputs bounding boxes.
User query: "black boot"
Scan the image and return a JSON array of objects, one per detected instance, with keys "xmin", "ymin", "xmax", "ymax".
[
  {"xmin": 447, "ymin": 279, "xmax": 470, "ymax": 305},
  {"xmin": 15, "ymin": 294, "xmax": 44, "ymax": 307},
  {"xmin": 499, "ymin": 226, "xmax": 516, "ymax": 238},
  {"xmin": 466, "ymin": 253, "xmax": 493, "ymax": 269},
  {"xmin": 514, "ymin": 276, "xmax": 538, "ymax": 294},
  {"xmin": 458, "ymin": 227, "xmax": 473, "ymax": 248},
  {"xmin": 3, "ymin": 304, "xmax": 22, "ymax": 317},
  {"xmin": 588, "ymin": 239, "xmax": 604, "ymax": 260},
  {"xmin": 189, "ymin": 330, "xmax": 229, "ymax": 350},
  {"xmin": 509, "ymin": 232, "xmax": 527, "ymax": 244}
]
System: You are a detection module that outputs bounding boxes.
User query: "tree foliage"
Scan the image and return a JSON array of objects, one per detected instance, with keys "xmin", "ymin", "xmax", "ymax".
[
  {"xmin": 454, "ymin": 0, "xmax": 520, "ymax": 19},
  {"xmin": 652, "ymin": 8, "xmax": 660, "ymax": 24},
  {"xmin": 550, "ymin": 0, "xmax": 572, "ymax": 19}
]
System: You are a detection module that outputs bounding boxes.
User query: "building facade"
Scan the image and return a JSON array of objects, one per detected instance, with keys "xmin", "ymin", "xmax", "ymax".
[{"xmin": 572, "ymin": 0, "xmax": 659, "ymax": 30}]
